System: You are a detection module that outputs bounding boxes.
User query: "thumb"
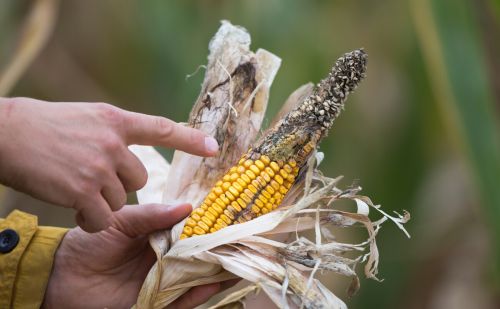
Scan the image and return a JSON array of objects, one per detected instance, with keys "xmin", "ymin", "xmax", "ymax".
[{"xmin": 110, "ymin": 203, "xmax": 192, "ymax": 237}]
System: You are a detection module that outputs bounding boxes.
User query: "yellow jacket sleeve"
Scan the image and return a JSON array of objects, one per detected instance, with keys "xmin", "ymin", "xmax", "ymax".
[{"xmin": 0, "ymin": 210, "xmax": 67, "ymax": 308}]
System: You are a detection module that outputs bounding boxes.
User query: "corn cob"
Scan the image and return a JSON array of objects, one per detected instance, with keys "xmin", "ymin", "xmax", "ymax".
[{"xmin": 180, "ymin": 49, "xmax": 367, "ymax": 239}]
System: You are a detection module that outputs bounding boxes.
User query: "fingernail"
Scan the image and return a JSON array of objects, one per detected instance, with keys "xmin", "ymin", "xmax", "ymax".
[{"xmin": 204, "ymin": 136, "xmax": 219, "ymax": 154}]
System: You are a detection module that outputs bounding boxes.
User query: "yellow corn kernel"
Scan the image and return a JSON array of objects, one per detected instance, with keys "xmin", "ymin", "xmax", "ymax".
[
  {"xmin": 279, "ymin": 186, "xmax": 288, "ymax": 194},
  {"xmin": 200, "ymin": 203, "xmax": 209, "ymax": 210},
  {"xmin": 225, "ymin": 191, "xmax": 236, "ymax": 201},
  {"xmin": 201, "ymin": 216, "xmax": 213, "ymax": 227},
  {"xmin": 245, "ymin": 169, "xmax": 256, "ymax": 180},
  {"xmin": 255, "ymin": 160, "xmax": 265, "ymax": 170},
  {"xmin": 183, "ymin": 226, "xmax": 193, "ymax": 236},
  {"xmin": 220, "ymin": 214, "xmax": 232, "ymax": 225},
  {"xmin": 265, "ymin": 203, "xmax": 273, "ymax": 211},
  {"xmin": 248, "ymin": 184, "xmax": 258, "ymax": 194},
  {"xmin": 285, "ymin": 181, "xmax": 293, "ymax": 189},
  {"xmin": 231, "ymin": 201, "xmax": 242, "ymax": 212},
  {"xmin": 230, "ymin": 173, "xmax": 239, "ymax": 181},
  {"xmin": 191, "ymin": 213, "xmax": 201, "ymax": 222},
  {"xmin": 244, "ymin": 189, "xmax": 255, "ymax": 200},
  {"xmin": 197, "ymin": 221, "xmax": 210, "ymax": 232},
  {"xmin": 279, "ymin": 169, "xmax": 289, "ymax": 179},
  {"xmin": 213, "ymin": 186, "xmax": 224, "ymax": 195},
  {"xmin": 193, "ymin": 226, "xmax": 206, "ymax": 235},
  {"xmin": 220, "ymin": 194, "xmax": 230, "ymax": 205},
  {"xmin": 270, "ymin": 180, "xmax": 280, "ymax": 190},
  {"xmin": 215, "ymin": 198, "xmax": 226, "ymax": 208},
  {"xmin": 256, "ymin": 176, "xmax": 267, "ymax": 187},
  {"xmin": 193, "ymin": 208, "xmax": 205, "ymax": 216},
  {"xmin": 261, "ymin": 207, "xmax": 269, "ymax": 214},
  {"xmin": 238, "ymin": 157, "xmax": 246, "ymax": 165},
  {"xmin": 240, "ymin": 192, "xmax": 252, "ymax": 203},
  {"xmin": 237, "ymin": 165, "xmax": 246, "ymax": 174},
  {"xmin": 222, "ymin": 182, "xmax": 231, "ymax": 191},
  {"xmin": 274, "ymin": 175, "xmax": 284, "ymax": 185},
  {"xmin": 214, "ymin": 223, "xmax": 223, "ymax": 230},
  {"xmin": 237, "ymin": 178, "xmax": 247, "ymax": 188},
  {"xmin": 210, "ymin": 228, "xmax": 217, "ymax": 233},
  {"xmin": 270, "ymin": 162, "xmax": 280, "ymax": 172},
  {"xmin": 254, "ymin": 199, "xmax": 264, "ymax": 208},
  {"xmin": 261, "ymin": 190, "xmax": 271, "ymax": 199},
  {"xmin": 274, "ymin": 192, "xmax": 283, "ymax": 200},
  {"xmin": 205, "ymin": 211, "xmax": 216, "ymax": 222},
  {"xmin": 287, "ymin": 174, "xmax": 295, "ymax": 182},
  {"xmin": 243, "ymin": 159, "xmax": 253, "ymax": 168},
  {"xmin": 180, "ymin": 234, "xmax": 188, "ymax": 239},
  {"xmin": 236, "ymin": 198, "xmax": 246, "ymax": 209},
  {"xmin": 289, "ymin": 159, "xmax": 297, "ymax": 167},
  {"xmin": 265, "ymin": 185, "xmax": 275, "ymax": 195},
  {"xmin": 185, "ymin": 218, "xmax": 197, "ymax": 227},
  {"xmin": 207, "ymin": 192, "xmax": 217, "ymax": 201},
  {"xmin": 251, "ymin": 179, "xmax": 261, "ymax": 189},
  {"xmin": 261, "ymin": 155, "xmax": 271, "ymax": 165},
  {"xmin": 229, "ymin": 166, "xmax": 238, "ymax": 173},
  {"xmin": 208, "ymin": 207, "xmax": 219, "ymax": 217},
  {"xmin": 215, "ymin": 180, "xmax": 223, "ymax": 187},
  {"xmin": 260, "ymin": 172, "xmax": 271, "ymax": 182},
  {"xmin": 283, "ymin": 164, "xmax": 293, "ymax": 173},
  {"xmin": 223, "ymin": 174, "xmax": 231, "ymax": 182},
  {"xmin": 250, "ymin": 164, "xmax": 260, "ymax": 175},
  {"xmin": 228, "ymin": 186, "xmax": 239, "ymax": 197},
  {"xmin": 212, "ymin": 203, "xmax": 224, "ymax": 214},
  {"xmin": 251, "ymin": 205, "xmax": 261, "ymax": 214},
  {"xmin": 258, "ymin": 195, "xmax": 268, "ymax": 204},
  {"xmin": 216, "ymin": 218, "xmax": 228, "ymax": 227},
  {"xmin": 241, "ymin": 174, "xmax": 251, "ymax": 184},
  {"xmin": 234, "ymin": 182, "xmax": 245, "ymax": 192},
  {"xmin": 265, "ymin": 167, "xmax": 275, "ymax": 177}
]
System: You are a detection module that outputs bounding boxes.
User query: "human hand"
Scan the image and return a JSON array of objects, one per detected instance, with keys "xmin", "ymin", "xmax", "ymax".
[
  {"xmin": 0, "ymin": 97, "xmax": 219, "ymax": 232},
  {"xmin": 42, "ymin": 203, "xmax": 237, "ymax": 309}
]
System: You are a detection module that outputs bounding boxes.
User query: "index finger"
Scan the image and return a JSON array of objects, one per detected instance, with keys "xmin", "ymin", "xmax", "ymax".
[{"xmin": 123, "ymin": 111, "xmax": 219, "ymax": 157}]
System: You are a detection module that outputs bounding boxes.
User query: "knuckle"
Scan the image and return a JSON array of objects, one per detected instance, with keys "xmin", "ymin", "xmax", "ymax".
[
  {"xmin": 89, "ymin": 159, "xmax": 111, "ymax": 178},
  {"xmin": 102, "ymin": 135, "xmax": 124, "ymax": 153},
  {"xmin": 74, "ymin": 178, "xmax": 98, "ymax": 198},
  {"xmin": 96, "ymin": 103, "xmax": 124, "ymax": 126},
  {"xmin": 156, "ymin": 117, "xmax": 175, "ymax": 140}
]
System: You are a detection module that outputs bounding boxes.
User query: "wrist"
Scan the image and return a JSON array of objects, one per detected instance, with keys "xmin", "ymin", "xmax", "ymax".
[{"xmin": 0, "ymin": 97, "xmax": 20, "ymax": 185}]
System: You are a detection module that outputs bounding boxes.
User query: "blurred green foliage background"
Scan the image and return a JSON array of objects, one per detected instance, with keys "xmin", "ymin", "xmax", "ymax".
[{"xmin": 1, "ymin": 1, "xmax": 499, "ymax": 308}]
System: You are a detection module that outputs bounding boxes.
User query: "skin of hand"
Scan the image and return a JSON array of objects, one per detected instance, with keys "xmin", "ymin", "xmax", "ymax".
[
  {"xmin": 42, "ymin": 203, "xmax": 238, "ymax": 309},
  {"xmin": 0, "ymin": 97, "xmax": 219, "ymax": 232}
]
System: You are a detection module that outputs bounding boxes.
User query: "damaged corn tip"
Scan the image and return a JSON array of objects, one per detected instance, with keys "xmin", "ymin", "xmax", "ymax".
[
  {"xmin": 179, "ymin": 154, "xmax": 301, "ymax": 239},
  {"xmin": 179, "ymin": 49, "xmax": 367, "ymax": 239}
]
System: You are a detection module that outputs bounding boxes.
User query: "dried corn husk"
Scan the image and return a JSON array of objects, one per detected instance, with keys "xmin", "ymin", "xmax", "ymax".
[{"xmin": 131, "ymin": 21, "xmax": 409, "ymax": 309}]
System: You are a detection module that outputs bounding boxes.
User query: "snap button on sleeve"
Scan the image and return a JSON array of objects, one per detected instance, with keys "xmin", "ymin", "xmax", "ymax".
[{"xmin": 0, "ymin": 229, "xmax": 20, "ymax": 253}]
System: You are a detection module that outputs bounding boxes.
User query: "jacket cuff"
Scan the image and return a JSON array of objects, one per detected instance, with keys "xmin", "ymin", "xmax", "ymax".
[{"xmin": 0, "ymin": 210, "xmax": 68, "ymax": 308}]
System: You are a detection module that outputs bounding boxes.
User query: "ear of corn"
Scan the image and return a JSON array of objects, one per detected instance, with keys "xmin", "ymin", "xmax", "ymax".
[
  {"xmin": 180, "ymin": 153, "xmax": 307, "ymax": 238},
  {"xmin": 180, "ymin": 49, "xmax": 367, "ymax": 239}
]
